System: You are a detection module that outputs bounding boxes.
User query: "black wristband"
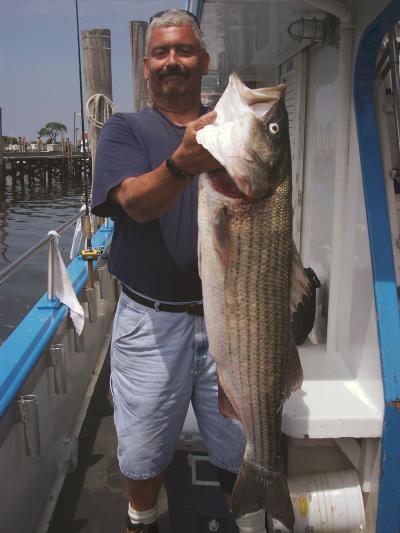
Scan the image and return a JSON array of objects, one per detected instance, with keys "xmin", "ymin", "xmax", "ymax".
[{"xmin": 166, "ymin": 158, "xmax": 194, "ymax": 181}]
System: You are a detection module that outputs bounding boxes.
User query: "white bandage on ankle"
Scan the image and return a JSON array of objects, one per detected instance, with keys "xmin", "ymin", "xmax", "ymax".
[
  {"xmin": 236, "ymin": 509, "xmax": 267, "ymax": 533},
  {"xmin": 128, "ymin": 503, "xmax": 158, "ymax": 525}
]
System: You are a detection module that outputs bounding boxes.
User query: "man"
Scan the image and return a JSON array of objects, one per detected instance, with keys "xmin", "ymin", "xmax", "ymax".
[{"xmin": 91, "ymin": 9, "xmax": 249, "ymax": 533}]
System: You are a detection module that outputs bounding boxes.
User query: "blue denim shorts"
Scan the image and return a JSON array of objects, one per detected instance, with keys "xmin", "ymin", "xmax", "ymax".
[{"xmin": 110, "ymin": 291, "xmax": 246, "ymax": 480}]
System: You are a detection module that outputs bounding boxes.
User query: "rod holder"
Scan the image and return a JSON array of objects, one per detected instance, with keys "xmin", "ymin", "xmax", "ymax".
[
  {"xmin": 85, "ymin": 287, "xmax": 97, "ymax": 323},
  {"xmin": 68, "ymin": 316, "xmax": 85, "ymax": 352},
  {"xmin": 98, "ymin": 265, "xmax": 112, "ymax": 299},
  {"xmin": 16, "ymin": 395, "xmax": 41, "ymax": 457},
  {"xmin": 74, "ymin": 327, "xmax": 86, "ymax": 352},
  {"xmin": 49, "ymin": 344, "xmax": 67, "ymax": 394}
]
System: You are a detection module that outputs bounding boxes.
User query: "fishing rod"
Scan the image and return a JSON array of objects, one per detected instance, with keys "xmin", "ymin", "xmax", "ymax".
[{"xmin": 74, "ymin": 0, "xmax": 101, "ymax": 288}]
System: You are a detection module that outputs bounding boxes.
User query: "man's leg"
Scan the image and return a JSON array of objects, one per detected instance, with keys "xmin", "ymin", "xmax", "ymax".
[
  {"xmin": 127, "ymin": 474, "xmax": 166, "ymax": 511},
  {"xmin": 125, "ymin": 475, "xmax": 166, "ymax": 532},
  {"xmin": 110, "ymin": 293, "xmax": 198, "ymax": 531},
  {"xmin": 215, "ymin": 466, "xmax": 237, "ymax": 508}
]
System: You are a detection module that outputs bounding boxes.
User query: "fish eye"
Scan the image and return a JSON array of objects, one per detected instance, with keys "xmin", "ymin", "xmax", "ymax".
[{"xmin": 269, "ymin": 122, "xmax": 280, "ymax": 135}]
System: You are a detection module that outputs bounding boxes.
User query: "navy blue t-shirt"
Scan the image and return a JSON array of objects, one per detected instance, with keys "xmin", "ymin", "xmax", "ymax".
[{"xmin": 91, "ymin": 108, "xmax": 204, "ymax": 302}]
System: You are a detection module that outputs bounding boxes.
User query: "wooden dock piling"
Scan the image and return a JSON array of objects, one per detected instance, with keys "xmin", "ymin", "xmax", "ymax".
[
  {"xmin": 81, "ymin": 29, "xmax": 113, "ymax": 101},
  {"xmin": 130, "ymin": 21, "xmax": 149, "ymax": 111},
  {"xmin": 81, "ymin": 28, "xmax": 113, "ymax": 169}
]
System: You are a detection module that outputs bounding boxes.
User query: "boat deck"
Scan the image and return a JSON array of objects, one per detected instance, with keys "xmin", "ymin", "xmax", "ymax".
[
  {"xmin": 47, "ymin": 355, "xmax": 237, "ymax": 533},
  {"xmin": 48, "ymin": 355, "xmax": 137, "ymax": 533}
]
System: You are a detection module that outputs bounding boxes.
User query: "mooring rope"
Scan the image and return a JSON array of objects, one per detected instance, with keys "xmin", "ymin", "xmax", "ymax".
[
  {"xmin": 86, "ymin": 93, "xmax": 115, "ymax": 179},
  {"xmin": 85, "ymin": 93, "xmax": 115, "ymax": 229}
]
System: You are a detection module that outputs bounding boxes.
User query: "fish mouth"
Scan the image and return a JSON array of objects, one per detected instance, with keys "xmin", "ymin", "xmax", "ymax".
[{"xmin": 208, "ymin": 169, "xmax": 250, "ymax": 200}]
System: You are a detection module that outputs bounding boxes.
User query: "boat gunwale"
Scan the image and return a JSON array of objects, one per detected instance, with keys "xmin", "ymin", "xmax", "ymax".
[{"xmin": 0, "ymin": 222, "xmax": 114, "ymax": 419}]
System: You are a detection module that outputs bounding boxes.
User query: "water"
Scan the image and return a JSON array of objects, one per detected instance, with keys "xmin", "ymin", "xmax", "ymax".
[{"xmin": 0, "ymin": 173, "xmax": 85, "ymax": 343}]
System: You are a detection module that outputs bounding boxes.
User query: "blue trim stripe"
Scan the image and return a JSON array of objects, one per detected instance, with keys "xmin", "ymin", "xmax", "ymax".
[
  {"xmin": 195, "ymin": 0, "xmax": 203, "ymax": 21},
  {"xmin": 0, "ymin": 223, "xmax": 114, "ymax": 419},
  {"xmin": 378, "ymin": 405, "xmax": 400, "ymax": 529},
  {"xmin": 354, "ymin": 0, "xmax": 400, "ymax": 403},
  {"xmin": 186, "ymin": 0, "xmax": 204, "ymax": 23},
  {"xmin": 354, "ymin": 1, "xmax": 400, "ymax": 531}
]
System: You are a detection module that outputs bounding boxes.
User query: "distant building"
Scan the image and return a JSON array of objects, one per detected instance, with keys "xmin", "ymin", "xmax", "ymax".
[{"xmin": 46, "ymin": 144, "xmax": 63, "ymax": 152}]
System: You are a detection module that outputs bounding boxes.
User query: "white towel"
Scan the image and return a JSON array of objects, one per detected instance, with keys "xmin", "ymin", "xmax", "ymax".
[
  {"xmin": 48, "ymin": 230, "xmax": 85, "ymax": 335},
  {"xmin": 69, "ymin": 205, "xmax": 86, "ymax": 259}
]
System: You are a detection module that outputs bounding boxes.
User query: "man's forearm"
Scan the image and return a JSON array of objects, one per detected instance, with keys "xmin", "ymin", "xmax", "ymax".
[{"xmin": 111, "ymin": 160, "xmax": 190, "ymax": 223}]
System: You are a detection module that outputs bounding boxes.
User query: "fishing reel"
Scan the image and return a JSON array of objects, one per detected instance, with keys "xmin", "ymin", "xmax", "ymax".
[{"xmin": 81, "ymin": 246, "xmax": 104, "ymax": 261}]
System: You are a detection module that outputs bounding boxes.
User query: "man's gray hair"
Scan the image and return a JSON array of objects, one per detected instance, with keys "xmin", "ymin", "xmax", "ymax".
[{"xmin": 145, "ymin": 9, "xmax": 207, "ymax": 53}]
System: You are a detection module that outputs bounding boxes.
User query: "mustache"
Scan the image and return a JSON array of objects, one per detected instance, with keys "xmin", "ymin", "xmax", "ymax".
[{"xmin": 157, "ymin": 65, "xmax": 191, "ymax": 81}]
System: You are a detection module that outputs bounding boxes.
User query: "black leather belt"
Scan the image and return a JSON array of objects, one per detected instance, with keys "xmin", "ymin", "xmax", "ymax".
[{"xmin": 122, "ymin": 285, "xmax": 204, "ymax": 315}]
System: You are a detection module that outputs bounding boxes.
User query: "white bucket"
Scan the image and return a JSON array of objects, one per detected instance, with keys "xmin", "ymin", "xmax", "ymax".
[{"xmin": 272, "ymin": 469, "xmax": 366, "ymax": 532}]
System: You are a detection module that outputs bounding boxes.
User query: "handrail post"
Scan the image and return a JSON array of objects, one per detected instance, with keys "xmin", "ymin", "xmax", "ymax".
[{"xmin": 47, "ymin": 236, "xmax": 56, "ymax": 301}]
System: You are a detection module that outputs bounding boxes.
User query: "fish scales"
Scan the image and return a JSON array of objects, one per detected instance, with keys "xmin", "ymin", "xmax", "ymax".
[
  {"xmin": 197, "ymin": 73, "xmax": 309, "ymax": 529},
  {"xmin": 200, "ymin": 177, "xmax": 292, "ymax": 469}
]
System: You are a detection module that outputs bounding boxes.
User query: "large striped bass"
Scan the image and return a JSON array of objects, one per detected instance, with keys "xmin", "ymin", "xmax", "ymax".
[{"xmin": 196, "ymin": 74, "xmax": 310, "ymax": 529}]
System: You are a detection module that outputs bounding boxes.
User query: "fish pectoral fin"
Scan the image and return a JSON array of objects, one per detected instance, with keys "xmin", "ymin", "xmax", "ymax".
[
  {"xmin": 290, "ymin": 239, "xmax": 312, "ymax": 314},
  {"xmin": 232, "ymin": 462, "xmax": 295, "ymax": 530},
  {"xmin": 217, "ymin": 374, "xmax": 240, "ymax": 420},
  {"xmin": 282, "ymin": 334, "xmax": 304, "ymax": 403},
  {"xmin": 211, "ymin": 207, "xmax": 230, "ymax": 266}
]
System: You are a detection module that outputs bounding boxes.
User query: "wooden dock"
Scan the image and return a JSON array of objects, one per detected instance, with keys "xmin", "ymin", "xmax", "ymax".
[{"xmin": 2, "ymin": 151, "xmax": 91, "ymax": 180}]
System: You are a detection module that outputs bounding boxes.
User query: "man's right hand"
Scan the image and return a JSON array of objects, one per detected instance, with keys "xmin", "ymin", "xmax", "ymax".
[
  {"xmin": 111, "ymin": 112, "xmax": 223, "ymax": 224},
  {"xmin": 172, "ymin": 111, "xmax": 223, "ymax": 176}
]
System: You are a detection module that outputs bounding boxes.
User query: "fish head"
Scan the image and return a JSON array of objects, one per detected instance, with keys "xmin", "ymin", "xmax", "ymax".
[
  {"xmin": 229, "ymin": 84, "xmax": 291, "ymax": 201},
  {"xmin": 239, "ymin": 89, "xmax": 291, "ymax": 200},
  {"xmin": 197, "ymin": 74, "xmax": 292, "ymax": 202}
]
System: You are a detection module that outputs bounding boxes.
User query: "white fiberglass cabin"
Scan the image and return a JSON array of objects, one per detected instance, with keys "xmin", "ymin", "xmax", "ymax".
[{"xmin": 187, "ymin": 0, "xmax": 400, "ymax": 531}]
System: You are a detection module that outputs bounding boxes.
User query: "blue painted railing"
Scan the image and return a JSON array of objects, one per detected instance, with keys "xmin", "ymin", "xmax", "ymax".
[
  {"xmin": 0, "ymin": 222, "xmax": 114, "ymax": 419},
  {"xmin": 186, "ymin": 0, "xmax": 203, "ymax": 21},
  {"xmin": 354, "ymin": 1, "xmax": 400, "ymax": 531}
]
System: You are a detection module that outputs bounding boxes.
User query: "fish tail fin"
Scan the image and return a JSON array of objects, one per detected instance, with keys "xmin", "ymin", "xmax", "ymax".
[{"xmin": 232, "ymin": 461, "xmax": 294, "ymax": 530}]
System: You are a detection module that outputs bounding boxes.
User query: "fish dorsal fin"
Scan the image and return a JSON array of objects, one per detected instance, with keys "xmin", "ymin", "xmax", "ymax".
[{"xmin": 290, "ymin": 240, "xmax": 312, "ymax": 314}]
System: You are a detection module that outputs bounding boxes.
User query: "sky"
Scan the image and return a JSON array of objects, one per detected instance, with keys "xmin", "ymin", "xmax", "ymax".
[{"xmin": 0, "ymin": 0, "xmax": 184, "ymax": 141}]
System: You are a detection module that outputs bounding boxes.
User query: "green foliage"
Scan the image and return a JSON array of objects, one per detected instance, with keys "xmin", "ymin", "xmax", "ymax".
[
  {"xmin": 37, "ymin": 122, "xmax": 67, "ymax": 143},
  {"xmin": 2, "ymin": 135, "xmax": 18, "ymax": 145}
]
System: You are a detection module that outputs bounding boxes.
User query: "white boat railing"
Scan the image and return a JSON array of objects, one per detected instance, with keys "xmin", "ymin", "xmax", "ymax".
[{"xmin": 0, "ymin": 210, "xmax": 83, "ymax": 287}]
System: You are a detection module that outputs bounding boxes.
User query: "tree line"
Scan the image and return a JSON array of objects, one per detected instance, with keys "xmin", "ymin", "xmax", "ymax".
[{"xmin": 2, "ymin": 122, "xmax": 67, "ymax": 145}]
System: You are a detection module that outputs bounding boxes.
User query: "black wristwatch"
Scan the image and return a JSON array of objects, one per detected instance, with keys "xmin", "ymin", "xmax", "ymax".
[{"xmin": 166, "ymin": 157, "xmax": 194, "ymax": 181}]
